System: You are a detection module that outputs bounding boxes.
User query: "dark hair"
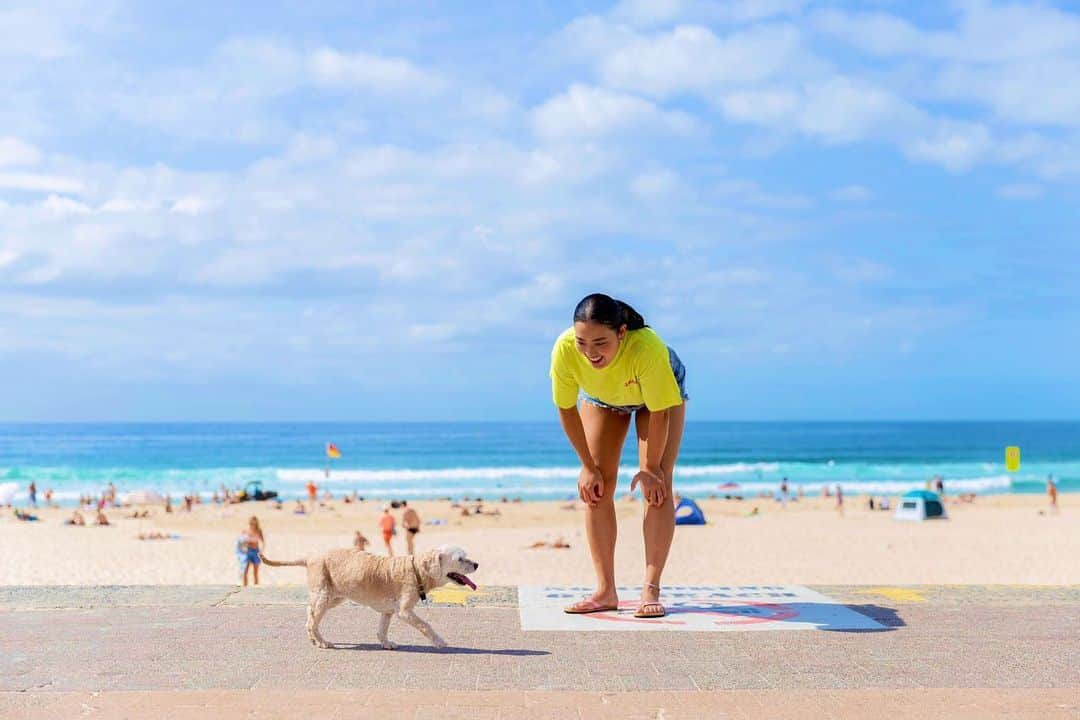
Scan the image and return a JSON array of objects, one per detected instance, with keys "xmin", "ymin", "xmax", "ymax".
[{"xmin": 573, "ymin": 293, "xmax": 647, "ymax": 332}]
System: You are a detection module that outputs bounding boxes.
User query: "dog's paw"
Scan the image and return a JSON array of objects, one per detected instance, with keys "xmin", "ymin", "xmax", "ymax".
[{"xmin": 381, "ymin": 640, "xmax": 398, "ymax": 650}]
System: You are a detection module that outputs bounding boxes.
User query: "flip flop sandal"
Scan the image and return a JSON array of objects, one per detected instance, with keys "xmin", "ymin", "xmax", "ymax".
[
  {"xmin": 634, "ymin": 582, "xmax": 666, "ymax": 618},
  {"xmin": 633, "ymin": 601, "xmax": 667, "ymax": 618},
  {"xmin": 563, "ymin": 598, "xmax": 619, "ymax": 614}
]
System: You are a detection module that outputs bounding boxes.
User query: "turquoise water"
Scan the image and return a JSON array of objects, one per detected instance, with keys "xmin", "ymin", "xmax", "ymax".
[{"xmin": 0, "ymin": 422, "xmax": 1075, "ymax": 504}]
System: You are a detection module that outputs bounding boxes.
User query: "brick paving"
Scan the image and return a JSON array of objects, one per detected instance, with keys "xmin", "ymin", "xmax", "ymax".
[{"xmin": 1, "ymin": 585, "xmax": 1077, "ymax": 718}]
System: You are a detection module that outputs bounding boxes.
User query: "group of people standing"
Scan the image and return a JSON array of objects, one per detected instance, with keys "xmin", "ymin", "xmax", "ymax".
[{"xmin": 370, "ymin": 502, "xmax": 421, "ymax": 556}]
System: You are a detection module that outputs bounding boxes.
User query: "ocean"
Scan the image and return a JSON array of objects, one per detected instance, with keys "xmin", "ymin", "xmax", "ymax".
[{"xmin": 0, "ymin": 422, "xmax": 1075, "ymax": 505}]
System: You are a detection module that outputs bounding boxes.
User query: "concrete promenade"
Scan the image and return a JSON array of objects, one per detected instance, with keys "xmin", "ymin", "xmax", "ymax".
[{"xmin": 2, "ymin": 585, "xmax": 1078, "ymax": 719}]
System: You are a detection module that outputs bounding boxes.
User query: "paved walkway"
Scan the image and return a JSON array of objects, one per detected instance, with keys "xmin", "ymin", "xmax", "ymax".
[{"xmin": 2, "ymin": 585, "xmax": 1078, "ymax": 719}]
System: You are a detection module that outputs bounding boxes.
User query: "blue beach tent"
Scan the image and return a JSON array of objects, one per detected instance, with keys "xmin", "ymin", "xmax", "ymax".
[
  {"xmin": 894, "ymin": 490, "xmax": 947, "ymax": 521},
  {"xmin": 675, "ymin": 496, "xmax": 706, "ymax": 525}
]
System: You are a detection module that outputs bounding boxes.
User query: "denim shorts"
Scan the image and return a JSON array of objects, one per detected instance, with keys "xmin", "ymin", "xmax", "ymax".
[{"xmin": 581, "ymin": 346, "xmax": 688, "ymax": 415}]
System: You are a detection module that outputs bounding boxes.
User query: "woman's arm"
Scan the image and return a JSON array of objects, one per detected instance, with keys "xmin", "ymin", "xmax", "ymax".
[
  {"xmin": 631, "ymin": 408, "xmax": 669, "ymax": 506},
  {"xmin": 558, "ymin": 406, "xmax": 597, "ymax": 471},
  {"xmin": 640, "ymin": 409, "xmax": 668, "ymax": 476},
  {"xmin": 559, "ymin": 406, "xmax": 606, "ymax": 506}
]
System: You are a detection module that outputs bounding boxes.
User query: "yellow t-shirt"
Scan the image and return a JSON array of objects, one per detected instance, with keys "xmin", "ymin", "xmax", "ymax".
[{"xmin": 550, "ymin": 326, "xmax": 682, "ymax": 411}]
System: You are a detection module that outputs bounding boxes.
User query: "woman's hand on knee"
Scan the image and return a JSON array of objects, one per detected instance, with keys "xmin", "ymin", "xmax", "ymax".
[
  {"xmin": 631, "ymin": 469, "xmax": 666, "ymax": 507},
  {"xmin": 578, "ymin": 466, "xmax": 604, "ymax": 506}
]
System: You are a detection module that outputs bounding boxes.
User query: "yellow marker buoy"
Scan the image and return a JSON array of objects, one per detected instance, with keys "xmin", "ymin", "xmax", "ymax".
[
  {"xmin": 1005, "ymin": 446, "xmax": 1020, "ymax": 472},
  {"xmin": 427, "ymin": 585, "xmax": 484, "ymax": 606},
  {"xmin": 855, "ymin": 587, "xmax": 927, "ymax": 603}
]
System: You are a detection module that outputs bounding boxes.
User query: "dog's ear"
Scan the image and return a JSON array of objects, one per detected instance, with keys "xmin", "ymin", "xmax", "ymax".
[{"xmin": 425, "ymin": 548, "xmax": 444, "ymax": 578}]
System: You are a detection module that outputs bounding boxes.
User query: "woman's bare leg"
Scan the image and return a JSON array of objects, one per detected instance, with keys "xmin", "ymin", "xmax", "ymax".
[
  {"xmin": 635, "ymin": 402, "xmax": 686, "ymax": 608},
  {"xmin": 580, "ymin": 401, "xmax": 632, "ymax": 606}
]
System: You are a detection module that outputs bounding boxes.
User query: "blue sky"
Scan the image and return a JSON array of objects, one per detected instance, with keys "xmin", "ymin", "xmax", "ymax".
[{"xmin": 1, "ymin": 0, "xmax": 1079, "ymax": 421}]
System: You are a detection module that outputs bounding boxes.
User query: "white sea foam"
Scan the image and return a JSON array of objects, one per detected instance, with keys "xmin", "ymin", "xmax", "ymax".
[{"xmin": 277, "ymin": 462, "xmax": 782, "ymax": 484}]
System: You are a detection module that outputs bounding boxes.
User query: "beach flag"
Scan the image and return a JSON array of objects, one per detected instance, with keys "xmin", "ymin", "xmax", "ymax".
[
  {"xmin": 326, "ymin": 442, "xmax": 342, "ymax": 459},
  {"xmin": 1005, "ymin": 446, "xmax": 1020, "ymax": 472}
]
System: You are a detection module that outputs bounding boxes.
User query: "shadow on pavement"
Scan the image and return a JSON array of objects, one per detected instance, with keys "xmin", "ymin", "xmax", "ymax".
[
  {"xmin": 623, "ymin": 601, "xmax": 905, "ymax": 633},
  {"xmin": 332, "ymin": 643, "xmax": 550, "ymax": 655}
]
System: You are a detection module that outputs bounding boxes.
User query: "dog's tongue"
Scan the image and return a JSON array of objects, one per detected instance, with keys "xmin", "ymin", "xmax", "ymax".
[{"xmin": 449, "ymin": 572, "xmax": 477, "ymax": 590}]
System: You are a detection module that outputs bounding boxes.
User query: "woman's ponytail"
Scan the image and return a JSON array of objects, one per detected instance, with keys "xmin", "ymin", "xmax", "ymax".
[
  {"xmin": 615, "ymin": 300, "xmax": 646, "ymax": 330},
  {"xmin": 573, "ymin": 293, "xmax": 648, "ymax": 331}
]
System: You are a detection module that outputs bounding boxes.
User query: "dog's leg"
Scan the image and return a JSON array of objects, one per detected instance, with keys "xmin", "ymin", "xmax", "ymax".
[
  {"xmin": 306, "ymin": 592, "xmax": 334, "ymax": 649},
  {"xmin": 377, "ymin": 612, "xmax": 396, "ymax": 650},
  {"xmin": 398, "ymin": 608, "xmax": 447, "ymax": 649}
]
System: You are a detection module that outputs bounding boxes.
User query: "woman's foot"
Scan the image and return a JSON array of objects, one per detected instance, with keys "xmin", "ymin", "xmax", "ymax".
[
  {"xmin": 563, "ymin": 591, "xmax": 619, "ymax": 614},
  {"xmin": 634, "ymin": 582, "xmax": 665, "ymax": 618}
]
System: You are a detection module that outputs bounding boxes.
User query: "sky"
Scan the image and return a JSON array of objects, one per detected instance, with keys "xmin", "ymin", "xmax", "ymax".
[{"xmin": 1, "ymin": 0, "xmax": 1079, "ymax": 422}]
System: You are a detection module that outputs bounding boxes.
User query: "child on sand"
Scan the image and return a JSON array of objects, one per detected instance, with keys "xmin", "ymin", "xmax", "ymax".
[{"xmin": 237, "ymin": 516, "xmax": 265, "ymax": 586}]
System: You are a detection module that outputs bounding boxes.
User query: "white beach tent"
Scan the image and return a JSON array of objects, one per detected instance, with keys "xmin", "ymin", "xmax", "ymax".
[
  {"xmin": 894, "ymin": 490, "xmax": 948, "ymax": 521},
  {"xmin": 0, "ymin": 482, "xmax": 18, "ymax": 506}
]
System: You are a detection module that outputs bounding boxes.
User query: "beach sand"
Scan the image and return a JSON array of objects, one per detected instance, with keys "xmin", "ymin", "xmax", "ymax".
[{"xmin": 1, "ymin": 494, "xmax": 1077, "ymax": 587}]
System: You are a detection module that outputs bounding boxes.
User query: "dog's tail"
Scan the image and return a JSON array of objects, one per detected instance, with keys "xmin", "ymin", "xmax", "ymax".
[{"xmin": 258, "ymin": 551, "xmax": 307, "ymax": 567}]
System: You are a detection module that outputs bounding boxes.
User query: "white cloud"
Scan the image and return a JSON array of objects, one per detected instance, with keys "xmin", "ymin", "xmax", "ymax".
[
  {"xmin": 170, "ymin": 196, "xmax": 210, "ymax": 215},
  {"xmin": 598, "ymin": 23, "xmax": 810, "ymax": 99},
  {"xmin": 531, "ymin": 84, "xmax": 695, "ymax": 139},
  {"xmin": 906, "ymin": 121, "xmax": 993, "ymax": 173},
  {"xmin": 813, "ymin": 4, "xmax": 1080, "ymax": 63},
  {"xmin": 996, "ymin": 183, "xmax": 1044, "ymax": 200},
  {"xmin": 718, "ymin": 76, "xmax": 924, "ymax": 145},
  {"xmin": 41, "ymin": 194, "xmax": 91, "ymax": 215},
  {"xmin": 830, "ymin": 185, "xmax": 872, "ymax": 202},
  {"xmin": 937, "ymin": 59, "xmax": 1080, "ymax": 129},
  {"xmin": 611, "ymin": 0, "xmax": 686, "ymax": 27},
  {"xmin": 308, "ymin": 48, "xmax": 443, "ymax": 95},
  {"xmin": 831, "ymin": 257, "xmax": 892, "ymax": 284},
  {"xmin": 0, "ymin": 172, "xmax": 84, "ymax": 194},
  {"xmin": 612, "ymin": 0, "xmax": 807, "ymax": 27},
  {"xmin": 714, "ymin": 178, "xmax": 811, "ymax": 210},
  {"xmin": 799, "ymin": 77, "xmax": 921, "ymax": 144},
  {"xmin": 630, "ymin": 169, "xmax": 679, "ymax": 198},
  {"xmin": 0, "ymin": 137, "xmax": 41, "ymax": 167}
]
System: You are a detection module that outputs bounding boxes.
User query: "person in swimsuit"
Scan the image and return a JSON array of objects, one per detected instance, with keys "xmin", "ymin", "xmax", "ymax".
[
  {"xmin": 401, "ymin": 502, "xmax": 421, "ymax": 555},
  {"xmin": 378, "ymin": 505, "xmax": 396, "ymax": 556},
  {"xmin": 550, "ymin": 293, "xmax": 688, "ymax": 619},
  {"xmin": 237, "ymin": 516, "xmax": 265, "ymax": 586}
]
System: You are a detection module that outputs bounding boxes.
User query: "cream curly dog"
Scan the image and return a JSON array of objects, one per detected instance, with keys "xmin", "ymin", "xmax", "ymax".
[{"xmin": 260, "ymin": 544, "xmax": 478, "ymax": 650}]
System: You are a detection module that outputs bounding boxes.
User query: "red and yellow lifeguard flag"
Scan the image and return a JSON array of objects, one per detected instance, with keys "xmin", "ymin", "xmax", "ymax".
[{"xmin": 326, "ymin": 442, "xmax": 342, "ymax": 459}]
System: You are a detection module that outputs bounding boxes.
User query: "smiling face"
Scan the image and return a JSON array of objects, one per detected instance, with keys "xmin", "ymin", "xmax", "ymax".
[
  {"xmin": 574, "ymin": 320, "xmax": 625, "ymax": 370},
  {"xmin": 436, "ymin": 544, "xmax": 479, "ymax": 590}
]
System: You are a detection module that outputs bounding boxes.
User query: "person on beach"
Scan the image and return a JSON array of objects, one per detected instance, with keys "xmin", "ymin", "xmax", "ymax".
[
  {"xmin": 401, "ymin": 501, "xmax": 421, "ymax": 555},
  {"xmin": 550, "ymin": 293, "xmax": 688, "ymax": 619},
  {"xmin": 379, "ymin": 505, "xmax": 396, "ymax": 556},
  {"xmin": 28, "ymin": 481, "xmax": 37, "ymax": 507},
  {"xmin": 237, "ymin": 516, "xmax": 265, "ymax": 586},
  {"xmin": 353, "ymin": 530, "xmax": 369, "ymax": 550},
  {"xmin": 1047, "ymin": 475, "xmax": 1058, "ymax": 513},
  {"xmin": 835, "ymin": 484, "xmax": 844, "ymax": 516}
]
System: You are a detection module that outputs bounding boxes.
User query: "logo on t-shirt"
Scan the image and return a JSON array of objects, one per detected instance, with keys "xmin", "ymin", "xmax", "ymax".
[{"xmin": 624, "ymin": 378, "xmax": 639, "ymax": 388}]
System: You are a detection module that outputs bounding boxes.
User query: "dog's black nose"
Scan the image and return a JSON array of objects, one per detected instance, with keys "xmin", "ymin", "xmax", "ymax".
[{"xmin": 473, "ymin": 562, "xmax": 480, "ymax": 570}]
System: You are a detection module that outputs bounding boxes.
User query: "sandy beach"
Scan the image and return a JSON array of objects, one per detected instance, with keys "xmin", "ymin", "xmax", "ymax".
[{"xmin": 2, "ymin": 494, "xmax": 1077, "ymax": 587}]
